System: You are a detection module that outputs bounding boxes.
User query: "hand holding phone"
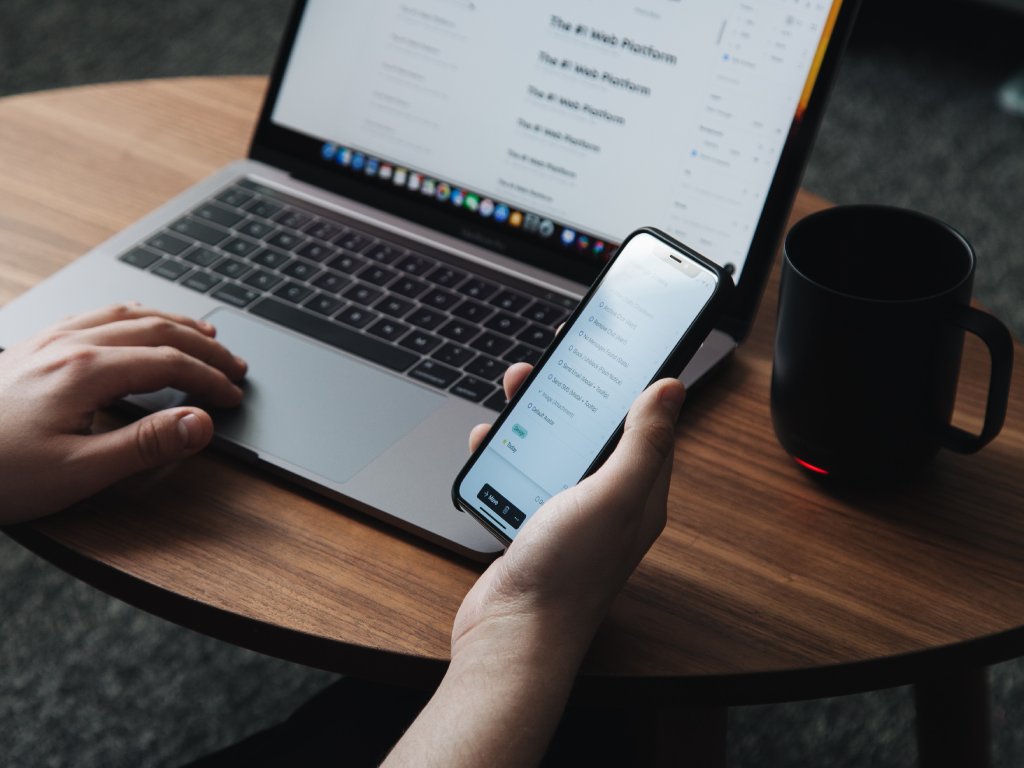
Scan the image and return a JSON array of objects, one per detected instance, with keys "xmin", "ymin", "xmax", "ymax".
[{"xmin": 453, "ymin": 227, "xmax": 732, "ymax": 545}]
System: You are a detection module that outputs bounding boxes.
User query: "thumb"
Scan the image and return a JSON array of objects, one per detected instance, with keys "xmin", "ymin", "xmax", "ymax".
[
  {"xmin": 73, "ymin": 408, "xmax": 214, "ymax": 490},
  {"xmin": 595, "ymin": 378, "xmax": 685, "ymax": 505}
]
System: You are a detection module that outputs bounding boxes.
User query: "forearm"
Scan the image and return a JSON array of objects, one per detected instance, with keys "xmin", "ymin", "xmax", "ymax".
[{"xmin": 383, "ymin": 623, "xmax": 588, "ymax": 768}]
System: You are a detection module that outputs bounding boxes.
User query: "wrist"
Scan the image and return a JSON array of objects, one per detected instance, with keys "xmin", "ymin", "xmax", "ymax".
[
  {"xmin": 450, "ymin": 609, "xmax": 593, "ymax": 692},
  {"xmin": 385, "ymin": 615, "xmax": 588, "ymax": 768}
]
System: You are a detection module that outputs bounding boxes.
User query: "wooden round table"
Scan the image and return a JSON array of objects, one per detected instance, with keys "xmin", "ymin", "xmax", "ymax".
[{"xmin": 2, "ymin": 77, "xmax": 1022, "ymax": 765}]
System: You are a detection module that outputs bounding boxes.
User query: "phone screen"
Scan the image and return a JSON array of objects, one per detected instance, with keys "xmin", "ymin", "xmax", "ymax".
[{"xmin": 455, "ymin": 230, "xmax": 722, "ymax": 541}]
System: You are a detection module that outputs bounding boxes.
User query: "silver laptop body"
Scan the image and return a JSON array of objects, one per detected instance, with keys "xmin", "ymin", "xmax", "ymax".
[{"xmin": 0, "ymin": 0, "xmax": 859, "ymax": 558}]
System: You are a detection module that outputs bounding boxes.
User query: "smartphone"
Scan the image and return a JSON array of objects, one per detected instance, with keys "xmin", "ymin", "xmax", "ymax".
[{"xmin": 452, "ymin": 227, "xmax": 733, "ymax": 545}]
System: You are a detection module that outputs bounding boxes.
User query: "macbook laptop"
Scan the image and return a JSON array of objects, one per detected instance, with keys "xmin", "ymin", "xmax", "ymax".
[{"xmin": 0, "ymin": 0, "xmax": 859, "ymax": 558}]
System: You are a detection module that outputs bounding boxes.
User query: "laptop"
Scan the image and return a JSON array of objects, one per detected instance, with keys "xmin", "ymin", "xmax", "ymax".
[{"xmin": 0, "ymin": 0, "xmax": 860, "ymax": 559}]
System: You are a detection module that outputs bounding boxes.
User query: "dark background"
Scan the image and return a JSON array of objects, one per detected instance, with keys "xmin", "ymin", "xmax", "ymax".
[{"xmin": 1, "ymin": 1, "xmax": 1022, "ymax": 765}]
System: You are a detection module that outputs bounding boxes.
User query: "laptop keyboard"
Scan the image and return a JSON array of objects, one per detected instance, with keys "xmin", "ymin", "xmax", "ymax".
[{"xmin": 117, "ymin": 180, "xmax": 575, "ymax": 411}]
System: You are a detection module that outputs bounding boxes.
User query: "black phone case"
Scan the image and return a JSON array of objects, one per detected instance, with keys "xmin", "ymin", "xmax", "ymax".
[{"xmin": 451, "ymin": 226, "xmax": 734, "ymax": 546}]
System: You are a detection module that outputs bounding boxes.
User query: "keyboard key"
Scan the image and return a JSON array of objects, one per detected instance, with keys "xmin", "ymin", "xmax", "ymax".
[
  {"xmin": 420, "ymin": 287, "xmax": 459, "ymax": 310},
  {"xmin": 215, "ymin": 187, "xmax": 254, "ymax": 208},
  {"xmin": 274, "ymin": 281, "xmax": 314, "ymax": 304},
  {"xmin": 484, "ymin": 312, "xmax": 527, "ymax": 335},
  {"xmin": 343, "ymin": 284, "xmax": 383, "ymax": 306},
  {"xmin": 408, "ymin": 359, "xmax": 460, "ymax": 390},
  {"xmin": 193, "ymin": 203, "xmax": 244, "ymax": 228},
  {"xmin": 518, "ymin": 324, "xmax": 555, "ymax": 348},
  {"xmin": 483, "ymin": 391, "xmax": 508, "ymax": 412},
  {"xmin": 245, "ymin": 198, "xmax": 282, "ymax": 219},
  {"xmin": 297, "ymin": 241, "xmax": 334, "ymax": 262},
  {"xmin": 184, "ymin": 246, "xmax": 220, "ymax": 267},
  {"xmin": 336, "ymin": 305, "xmax": 378, "ymax": 329},
  {"xmin": 406, "ymin": 307, "xmax": 446, "ymax": 331},
  {"xmin": 394, "ymin": 254, "xmax": 434, "ymax": 275},
  {"xmin": 266, "ymin": 230, "xmax": 305, "ymax": 252},
  {"xmin": 438, "ymin": 318, "xmax": 480, "ymax": 343},
  {"xmin": 182, "ymin": 271, "xmax": 222, "ymax": 293},
  {"xmin": 426, "ymin": 265, "xmax": 467, "ymax": 288},
  {"xmin": 398, "ymin": 330, "xmax": 442, "ymax": 355},
  {"xmin": 312, "ymin": 272, "xmax": 352, "ymax": 294},
  {"xmin": 305, "ymin": 219, "xmax": 344, "ymax": 242},
  {"xmin": 359, "ymin": 264, "xmax": 399, "ymax": 286},
  {"xmin": 273, "ymin": 208, "xmax": 312, "ymax": 231},
  {"xmin": 375, "ymin": 295, "xmax": 415, "ymax": 318},
  {"xmin": 451, "ymin": 299, "xmax": 493, "ymax": 323},
  {"xmin": 304, "ymin": 293, "xmax": 345, "ymax": 316},
  {"xmin": 326, "ymin": 252, "xmax": 366, "ymax": 274},
  {"xmin": 222, "ymin": 237, "xmax": 261, "ymax": 258},
  {"xmin": 336, "ymin": 232, "xmax": 373, "ymax": 252},
  {"xmin": 459, "ymin": 277, "xmax": 499, "ymax": 301},
  {"xmin": 364, "ymin": 242, "xmax": 404, "ymax": 263},
  {"xmin": 119, "ymin": 247, "xmax": 160, "ymax": 269},
  {"xmin": 491, "ymin": 290, "xmax": 530, "ymax": 313},
  {"xmin": 238, "ymin": 219, "xmax": 276, "ymax": 239},
  {"xmin": 450, "ymin": 375, "xmax": 495, "ymax": 403},
  {"xmin": 250, "ymin": 298, "xmax": 417, "ymax": 372},
  {"xmin": 503, "ymin": 344, "xmax": 542, "ymax": 366},
  {"xmin": 140, "ymin": 187, "xmax": 574, "ymax": 398},
  {"xmin": 243, "ymin": 269, "xmax": 283, "ymax": 292},
  {"xmin": 151, "ymin": 259, "xmax": 191, "ymax": 281},
  {"xmin": 367, "ymin": 318, "xmax": 410, "ymax": 342},
  {"xmin": 433, "ymin": 343, "xmax": 476, "ymax": 368},
  {"xmin": 212, "ymin": 283, "xmax": 259, "ymax": 308},
  {"xmin": 470, "ymin": 332, "xmax": 514, "ymax": 357},
  {"xmin": 465, "ymin": 354, "xmax": 504, "ymax": 381},
  {"xmin": 281, "ymin": 259, "xmax": 320, "ymax": 281},
  {"xmin": 251, "ymin": 248, "xmax": 290, "ymax": 270},
  {"xmin": 525, "ymin": 300, "xmax": 570, "ymax": 325},
  {"xmin": 171, "ymin": 217, "xmax": 229, "ymax": 246},
  {"xmin": 213, "ymin": 257, "xmax": 251, "ymax": 279},
  {"xmin": 146, "ymin": 232, "xmax": 190, "ymax": 256},
  {"xmin": 390, "ymin": 276, "xmax": 429, "ymax": 298}
]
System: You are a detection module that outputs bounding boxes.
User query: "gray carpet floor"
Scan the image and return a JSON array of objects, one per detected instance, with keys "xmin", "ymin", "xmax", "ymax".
[{"xmin": 1, "ymin": 1, "xmax": 1022, "ymax": 766}]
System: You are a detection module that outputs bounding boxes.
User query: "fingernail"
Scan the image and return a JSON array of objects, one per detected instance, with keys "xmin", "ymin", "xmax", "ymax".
[
  {"xmin": 200, "ymin": 321, "xmax": 216, "ymax": 335},
  {"xmin": 234, "ymin": 355, "xmax": 248, "ymax": 372},
  {"xmin": 658, "ymin": 382, "xmax": 686, "ymax": 414},
  {"xmin": 177, "ymin": 413, "xmax": 203, "ymax": 449}
]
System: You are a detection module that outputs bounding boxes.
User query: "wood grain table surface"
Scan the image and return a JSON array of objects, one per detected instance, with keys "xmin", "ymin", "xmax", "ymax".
[{"xmin": 2, "ymin": 77, "xmax": 1022, "ymax": 707}]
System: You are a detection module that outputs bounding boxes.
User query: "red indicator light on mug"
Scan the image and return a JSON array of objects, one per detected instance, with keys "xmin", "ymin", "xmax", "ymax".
[{"xmin": 794, "ymin": 457, "xmax": 830, "ymax": 475}]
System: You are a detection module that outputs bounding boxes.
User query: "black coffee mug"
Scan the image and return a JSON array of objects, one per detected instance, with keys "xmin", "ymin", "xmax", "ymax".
[{"xmin": 771, "ymin": 205, "xmax": 1014, "ymax": 484}]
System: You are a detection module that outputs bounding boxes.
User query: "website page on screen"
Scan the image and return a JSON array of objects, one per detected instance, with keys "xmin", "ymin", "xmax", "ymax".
[{"xmin": 272, "ymin": 0, "xmax": 835, "ymax": 278}]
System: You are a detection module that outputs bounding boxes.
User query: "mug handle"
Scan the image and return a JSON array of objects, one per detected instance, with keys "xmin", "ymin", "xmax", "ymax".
[{"xmin": 942, "ymin": 306, "xmax": 1015, "ymax": 454}]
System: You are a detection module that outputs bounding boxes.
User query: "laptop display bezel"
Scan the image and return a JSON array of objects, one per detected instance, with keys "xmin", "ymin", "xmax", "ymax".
[{"xmin": 248, "ymin": 0, "xmax": 861, "ymax": 344}]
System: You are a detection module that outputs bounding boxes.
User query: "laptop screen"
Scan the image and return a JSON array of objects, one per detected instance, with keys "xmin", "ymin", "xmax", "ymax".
[{"xmin": 255, "ymin": 0, "xmax": 857, "ymax": 339}]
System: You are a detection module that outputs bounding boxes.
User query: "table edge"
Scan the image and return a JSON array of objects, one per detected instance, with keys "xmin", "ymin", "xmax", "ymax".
[
  {"xmin": 3, "ymin": 524, "xmax": 448, "ymax": 688},
  {"xmin": 11, "ymin": 517, "xmax": 1024, "ymax": 707}
]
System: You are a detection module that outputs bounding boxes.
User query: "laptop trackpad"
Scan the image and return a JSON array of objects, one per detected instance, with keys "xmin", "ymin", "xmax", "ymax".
[{"xmin": 200, "ymin": 308, "xmax": 443, "ymax": 484}]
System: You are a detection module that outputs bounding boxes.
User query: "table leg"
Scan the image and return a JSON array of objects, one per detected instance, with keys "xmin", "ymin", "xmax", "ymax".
[
  {"xmin": 914, "ymin": 668, "xmax": 990, "ymax": 768},
  {"xmin": 550, "ymin": 701, "xmax": 726, "ymax": 766},
  {"xmin": 647, "ymin": 706, "xmax": 728, "ymax": 768}
]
